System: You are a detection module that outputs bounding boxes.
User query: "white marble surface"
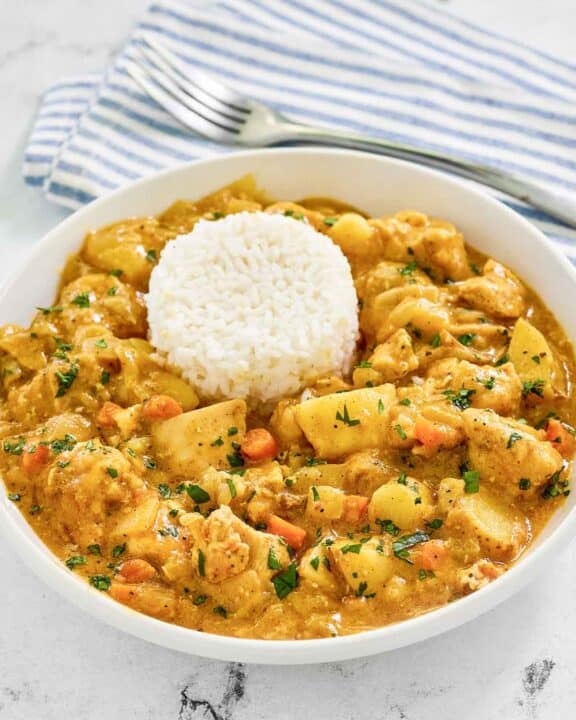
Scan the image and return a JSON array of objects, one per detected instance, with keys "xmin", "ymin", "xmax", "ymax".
[{"xmin": 1, "ymin": 1, "xmax": 576, "ymax": 718}]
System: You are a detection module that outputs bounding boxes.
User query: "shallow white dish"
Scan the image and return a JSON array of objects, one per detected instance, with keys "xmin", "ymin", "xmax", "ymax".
[{"xmin": 1, "ymin": 148, "xmax": 575, "ymax": 664}]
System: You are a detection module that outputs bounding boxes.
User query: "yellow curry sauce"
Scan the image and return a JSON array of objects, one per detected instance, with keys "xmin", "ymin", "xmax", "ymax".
[{"xmin": 1, "ymin": 176, "xmax": 574, "ymax": 640}]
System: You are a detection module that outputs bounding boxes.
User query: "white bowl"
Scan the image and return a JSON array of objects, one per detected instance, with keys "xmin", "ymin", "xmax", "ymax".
[{"xmin": 1, "ymin": 148, "xmax": 575, "ymax": 664}]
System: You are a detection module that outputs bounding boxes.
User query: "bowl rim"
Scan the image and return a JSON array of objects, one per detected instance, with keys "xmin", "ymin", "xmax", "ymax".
[{"xmin": 2, "ymin": 146, "xmax": 576, "ymax": 664}]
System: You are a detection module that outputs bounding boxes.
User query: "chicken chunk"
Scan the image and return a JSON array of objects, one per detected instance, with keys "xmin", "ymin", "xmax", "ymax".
[
  {"xmin": 359, "ymin": 329, "xmax": 418, "ymax": 384},
  {"xmin": 462, "ymin": 409, "xmax": 563, "ymax": 496},
  {"xmin": 58, "ymin": 274, "xmax": 147, "ymax": 338},
  {"xmin": 42, "ymin": 441, "xmax": 146, "ymax": 546},
  {"xmin": 453, "ymin": 260, "xmax": 525, "ymax": 319},
  {"xmin": 427, "ymin": 358, "xmax": 522, "ymax": 416},
  {"xmin": 456, "ymin": 559, "xmax": 506, "ymax": 594}
]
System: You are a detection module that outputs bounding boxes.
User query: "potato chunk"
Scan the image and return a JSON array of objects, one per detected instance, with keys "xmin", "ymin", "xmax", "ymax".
[
  {"xmin": 446, "ymin": 489, "xmax": 527, "ymax": 561},
  {"xmin": 508, "ymin": 318, "xmax": 561, "ymax": 398},
  {"xmin": 306, "ymin": 485, "xmax": 345, "ymax": 522},
  {"xmin": 294, "ymin": 385, "xmax": 396, "ymax": 460},
  {"xmin": 368, "ymin": 478, "xmax": 434, "ymax": 530},
  {"xmin": 152, "ymin": 399, "xmax": 246, "ymax": 477},
  {"xmin": 330, "ymin": 537, "xmax": 397, "ymax": 597}
]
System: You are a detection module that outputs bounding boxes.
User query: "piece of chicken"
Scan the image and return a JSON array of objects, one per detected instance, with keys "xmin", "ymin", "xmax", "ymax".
[
  {"xmin": 452, "ymin": 260, "xmax": 525, "ymax": 319},
  {"xmin": 462, "ymin": 408, "xmax": 563, "ymax": 497}
]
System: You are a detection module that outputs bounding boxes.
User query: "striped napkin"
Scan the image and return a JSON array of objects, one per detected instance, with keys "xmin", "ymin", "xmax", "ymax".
[{"xmin": 23, "ymin": 0, "xmax": 576, "ymax": 258}]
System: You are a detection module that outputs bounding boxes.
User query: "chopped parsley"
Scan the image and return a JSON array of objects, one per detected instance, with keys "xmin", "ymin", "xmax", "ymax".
[
  {"xmin": 109, "ymin": 269, "xmax": 123, "ymax": 277},
  {"xmin": 519, "ymin": 478, "xmax": 531, "ymax": 491},
  {"xmin": 106, "ymin": 466, "xmax": 119, "ymax": 478},
  {"xmin": 443, "ymin": 387, "xmax": 476, "ymax": 410},
  {"xmin": 397, "ymin": 473, "xmax": 408, "ymax": 485},
  {"xmin": 185, "ymin": 484, "xmax": 210, "ymax": 504},
  {"xmin": 426, "ymin": 518, "xmax": 443, "ymax": 531},
  {"xmin": 158, "ymin": 484, "xmax": 172, "ymax": 499},
  {"xmin": 430, "ymin": 333, "xmax": 441, "ymax": 348},
  {"xmin": 158, "ymin": 525, "xmax": 178, "ymax": 538},
  {"xmin": 357, "ymin": 360, "xmax": 373, "ymax": 369},
  {"xmin": 226, "ymin": 476, "xmax": 237, "ymax": 499},
  {"xmin": 107, "ymin": 286, "xmax": 118, "ymax": 296},
  {"xmin": 310, "ymin": 556, "xmax": 320, "ymax": 571},
  {"xmin": 305, "ymin": 457, "xmax": 327, "ymax": 467},
  {"xmin": 71, "ymin": 292, "xmax": 90, "ymax": 308},
  {"xmin": 507, "ymin": 432, "xmax": 523, "ymax": 449},
  {"xmin": 193, "ymin": 595, "xmax": 207, "ymax": 606},
  {"xmin": 145, "ymin": 249, "xmax": 157, "ymax": 263},
  {"xmin": 336, "ymin": 403, "xmax": 360, "ymax": 427},
  {"xmin": 267, "ymin": 547, "xmax": 283, "ymax": 571},
  {"xmin": 112, "ymin": 543, "xmax": 126, "ymax": 558},
  {"xmin": 376, "ymin": 518, "xmax": 400, "ymax": 536},
  {"xmin": 90, "ymin": 575, "xmax": 111, "ymax": 591},
  {"xmin": 87, "ymin": 544, "xmax": 101, "ymax": 555},
  {"xmin": 323, "ymin": 216, "xmax": 338, "ymax": 226},
  {"xmin": 377, "ymin": 398, "xmax": 385, "ymax": 415},
  {"xmin": 29, "ymin": 504, "xmax": 42, "ymax": 515},
  {"xmin": 213, "ymin": 606, "xmax": 228, "ymax": 618},
  {"xmin": 477, "ymin": 376, "xmax": 495, "ymax": 390},
  {"xmin": 143, "ymin": 456, "xmax": 157, "ymax": 470},
  {"xmin": 50, "ymin": 434, "xmax": 76, "ymax": 454},
  {"xmin": 399, "ymin": 398, "xmax": 411, "ymax": 407},
  {"xmin": 392, "ymin": 531, "xmax": 429, "ymax": 564},
  {"xmin": 311, "ymin": 486, "xmax": 321, "ymax": 502},
  {"xmin": 522, "ymin": 379, "xmax": 545, "ymax": 398},
  {"xmin": 399, "ymin": 261, "xmax": 418, "ymax": 276},
  {"xmin": 531, "ymin": 355, "xmax": 541, "ymax": 364},
  {"xmin": 340, "ymin": 543, "xmax": 362, "ymax": 555},
  {"xmin": 463, "ymin": 470, "xmax": 480, "ymax": 494},
  {"xmin": 94, "ymin": 338, "xmax": 108, "ymax": 348},
  {"xmin": 457, "ymin": 333, "xmax": 476, "ymax": 347},
  {"xmin": 542, "ymin": 471, "xmax": 570, "ymax": 499},
  {"xmin": 469, "ymin": 262, "xmax": 481, "ymax": 275},
  {"xmin": 394, "ymin": 424, "xmax": 407, "ymax": 440},
  {"xmin": 227, "ymin": 426, "xmax": 238, "ymax": 436},
  {"xmin": 100, "ymin": 370, "xmax": 110, "ymax": 385},
  {"xmin": 210, "ymin": 436, "xmax": 224, "ymax": 447},
  {"xmin": 65, "ymin": 555, "xmax": 86, "ymax": 570},
  {"xmin": 198, "ymin": 549, "xmax": 206, "ymax": 576},
  {"xmin": 55, "ymin": 363, "xmax": 79, "ymax": 398},
  {"xmin": 3, "ymin": 437, "xmax": 25, "ymax": 455},
  {"xmin": 272, "ymin": 563, "xmax": 299, "ymax": 599},
  {"xmin": 37, "ymin": 305, "xmax": 63, "ymax": 315},
  {"xmin": 7, "ymin": 492, "xmax": 21, "ymax": 502},
  {"xmin": 227, "ymin": 450, "xmax": 244, "ymax": 468}
]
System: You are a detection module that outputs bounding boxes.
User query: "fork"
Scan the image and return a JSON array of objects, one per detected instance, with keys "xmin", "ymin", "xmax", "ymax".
[{"xmin": 125, "ymin": 33, "xmax": 576, "ymax": 229}]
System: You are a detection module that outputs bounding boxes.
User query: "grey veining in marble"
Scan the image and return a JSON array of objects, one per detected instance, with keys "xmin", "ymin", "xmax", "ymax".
[{"xmin": 0, "ymin": 1, "xmax": 575, "ymax": 718}]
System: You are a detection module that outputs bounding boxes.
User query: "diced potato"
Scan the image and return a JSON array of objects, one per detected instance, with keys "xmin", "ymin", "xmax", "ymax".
[
  {"xmin": 110, "ymin": 494, "xmax": 160, "ymax": 542},
  {"xmin": 508, "ymin": 318, "xmax": 561, "ymax": 397},
  {"xmin": 270, "ymin": 399, "xmax": 305, "ymax": 448},
  {"xmin": 437, "ymin": 477, "xmax": 465, "ymax": 514},
  {"xmin": 152, "ymin": 399, "xmax": 246, "ymax": 477},
  {"xmin": 299, "ymin": 545, "xmax": 339, "ymax": 593},
  {"xmin": 330, "ymin": 537, "xmax": 397, "ymax": 596},
  {"xmin": 368, "ymin": 478, "xmax": 434, "ymax": 529},
  {"xmin": 446, "ymin": 489, "xmax": 527, "ymax": 561},
  {"xmin": 294, "ymin": 385, "xmax": 396, "ymax": 460},
  {"xmin": 327, "ymin": 213, "xmax": 377, "ymax": 260},
  {"xmin": 146, "ymin": 371, "xmax": 199, "ymax": 411},
  {"xmin": 306, "ymin": 485, "xmax": 345, "ymax": 521},
  {"xmin": 291, "ymin": 464, "xmax": 346, "ymax": 492}
]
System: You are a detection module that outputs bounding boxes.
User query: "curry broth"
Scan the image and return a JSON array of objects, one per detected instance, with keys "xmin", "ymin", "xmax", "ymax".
[{"xmin": 1, "ymin": 176, "xmax": 574, "ymax": 640}]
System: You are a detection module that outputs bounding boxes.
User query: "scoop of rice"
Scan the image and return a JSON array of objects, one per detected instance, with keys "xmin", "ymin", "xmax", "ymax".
[{"xmin": 146, "ymin": 211, "xmax": 358, "ymax": 403}]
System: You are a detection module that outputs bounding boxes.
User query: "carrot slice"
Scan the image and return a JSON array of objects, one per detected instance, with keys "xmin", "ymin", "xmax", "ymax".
[
  {"xmin": 141, "ymin": 395, "xmax": 183, "ymax": 420},
  {"xmin": 342, "ymin": 494, "xmax": 369, "ymax": 523},
  {"xmin": 546, "ymin": 418, "xmax": 575, "ymax": 457},
  {"xmin": 118, "ymin": 559, "xmax": 157, "ymax": 583},
  {"xmin": 241, "ymin": 428, "xmax": 278, "ymax": 462},
  {"xmin": 21, "ymin": 444, "xmax": 50, "ymax": 475},
  {"xmin": 414, "ymin": 417, "xmax": 446, "ymax": 450},
  {"xmin": 415, "ymin": 540, "xmax": 448, "ymax": 571},
  {"xmin": 97, "ymin": 401, "xmax": 122, "ymax": 428},
  {"xmin": 267, "ymin": 514, "xmax": 306, "ymax": 551}
]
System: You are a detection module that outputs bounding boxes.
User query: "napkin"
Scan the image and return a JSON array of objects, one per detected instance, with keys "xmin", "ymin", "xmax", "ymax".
[{"xmin": 23, "ymin": 0, "xmax": 576, "ymax": 256}]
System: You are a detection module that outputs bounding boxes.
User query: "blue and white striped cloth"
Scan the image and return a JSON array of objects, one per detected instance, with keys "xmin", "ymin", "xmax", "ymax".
[{"xmin": 24, "ymin": 0, "xmax": 576, "ymax": 257}]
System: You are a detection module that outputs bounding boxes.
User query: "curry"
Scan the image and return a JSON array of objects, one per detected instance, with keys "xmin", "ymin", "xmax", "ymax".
[{"xmin": 1, "ymin": 177, "xmax": 574, "ymax": 640}]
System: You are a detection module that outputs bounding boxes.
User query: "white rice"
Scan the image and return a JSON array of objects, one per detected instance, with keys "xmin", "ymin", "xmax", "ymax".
[{"xmin": 146, "ymin": 211, "xmax": 359, "ymax": 403}]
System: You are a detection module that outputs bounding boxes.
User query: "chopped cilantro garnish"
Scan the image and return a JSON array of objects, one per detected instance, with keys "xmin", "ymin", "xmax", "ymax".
[
  {"xmin": 193, "ymin": 595, "xmax": 207, "ymax": 606},
  {"xmin": 227, "ymin": 426, "xmax": 238, "ymax": 436},
  {"xmin": 145, "ymin": 249, "xmax": 157, "ymax": 263},
  {"xmin": 376, "ymin": 518, "xmax": 400, "ymax": 536},
  {"xmin": 210, "ymin": 436, "xmax": 224, "ymax": 447},
  {"xmin": 341, "ymin": 543, "xmax": 362, "ymax": 555},
  {"xmin": 392, "ymin": 531, "xmax": 429, "ymax": 563},
  {"xmin": 272, "ymin": 563, "xmax": 299, "ymax": 599},
  {"xmin": 3, "ymin": 437, "xmax": 25, "ymax": 455},
  {"xmin": 213, "ymin": 606, "xmax": 228, "ymax": 618},
  {"xmin": 323, "ymin": 216, "xmax": 338, "ymax": 226},
  {"xmin": 100, "ymin": 370, "xmax": 110, "ymax": 385},
  {"xmin": 7, "ymin": 492, "xmax": 21, "ymax": 502},
  {"xmin": 394, "ymin": 424, "xmax": 407, "ymax": 440},
  {"xmin": 87, "ymin": 544, "xmax": 101, "ymax": 555},
  {"xmin": 198, "ymin": 549, "xmax": 206, "ymax": 576},
  {"xmin": 65, "ymin": 555, "xmax": 86, "ymax": 570},
  {"xmin": 90, "ymin": 575, "xmax": 111, "ymax": 591},
  {"xmin": 311, "ymin": 486, "xmax": 320, "ymax": 502},
  {"xmin": 112, "ymin": 543, "xmax": 126, "ymax": 558},
  {"xmin": 158, "ymin": 483, "xmax": 172, "ymax": 499},
  {"xmin": 443, "ymin": 388, "xmax": 476, "ymax": 410},
  {"xmin": 519, "ymin": 478, "xmax": 531, "ymax": 490},
  {"xmin": 457, "ymin": 333, "xmax": 476, "ymax": 347},
  {"xmin": 305, "ymin": 457, "xmax": 327, "ymax": 467},
  {"xmin": 185, "ymin": 484, "xmax": 210, "ymax": 504},
  {"xmin": 399, "ymin": 261, "xmax": 418, "ymax": 276},
  {"xmin": 226, "ymin": 476, "xmax": 237, "ymax": 499},
  {"xmin": 143, "ymin": 456, "xmax": 157, "ymax": 470},
  {"xmin": 357, "ymin": 360, "xmax": 373, "ymax": 369},
  {"xmin": 95, "ymin": 338, "xmax": 107, "ymax": 348},
  {"xmin": 522, "ymin": 379, "xmax": 545, "ymax": 398},
  {"xmin": 106, "ymin": 466, "xmax": 119, "ymax": 478},
  {"xmin": 55, "ymin": 363, "xmax": 79, "ymax": 398},
  {"xmin": 430, "ymin": 333, "xmax": 441, "ymax": 348},
  {"xmin": 336, "ymin": 403, "xmax": 360, "ymax": 427},
  {"xmin": 36, "ymin": 305, "xmax": 63, "ymax": 315},
  {"xmin": 463, "ymin": 470, "xmax": 480, "ymax": 494},
  {"xmin": 267, "ymin": 547, "xmax": 283, "ymax": 571},
  {"xmin": 426, "ymin": 518, "xmax": 443, "ymax": 530},
  {"xmin": 71, "ymin": 292, "xmax": 90, "ymax": 308},
  {"xmin": 507, "ymin": 432, "xmax": 523, "ymax": 449},
  {"xmin": 399, "ymin": 398, "xmax": 411, "ymax": 406}
]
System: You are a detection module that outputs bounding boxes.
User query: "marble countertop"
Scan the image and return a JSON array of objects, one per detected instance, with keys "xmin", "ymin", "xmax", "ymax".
[{"xmin": 1, "ymin": 1, "xmax": 575, "ymax": 718}]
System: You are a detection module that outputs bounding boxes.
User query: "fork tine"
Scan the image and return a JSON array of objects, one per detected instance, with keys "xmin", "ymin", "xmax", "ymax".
[
  {"xmin": 125, "ymin": 60, "xmax": 239, "ymax": 143},
  {"xmin": 136, "ymin": 43, "xmax": 247, "ymax": 125},
  {"xmin": 140, "ymin": 32, "xmax": 251, "ymax": 115}
]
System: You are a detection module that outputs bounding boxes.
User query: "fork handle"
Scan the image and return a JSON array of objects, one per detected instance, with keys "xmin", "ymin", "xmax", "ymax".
[{"xmin": 277, "ymin": 124, "xmax": 576, "ymax": 228}]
